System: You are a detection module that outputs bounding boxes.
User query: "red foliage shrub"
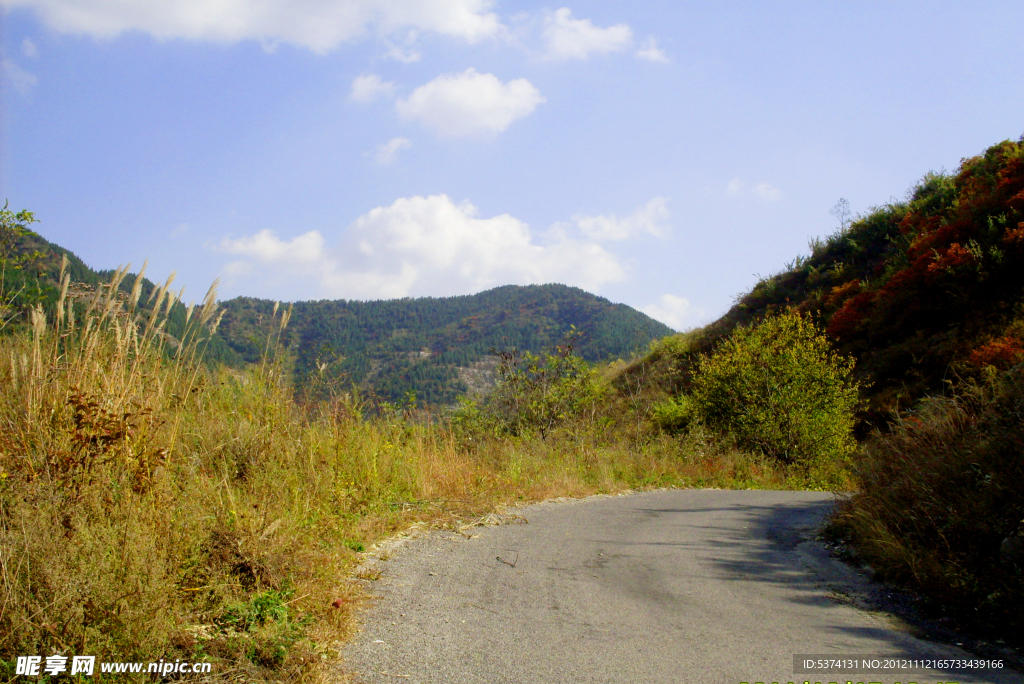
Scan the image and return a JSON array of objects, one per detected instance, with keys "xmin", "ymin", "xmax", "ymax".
[
  {"xmin": 907, "ymin": 218, "xmax": 971, "ymax": 261},
  {"xmin": 996, "ymin": 154, "xmax": 1024, "ymax": 206},
  {"xmin": 927, "ymin": 242, "xmax": 974, "ymax": 273},
  {"xmin": 823, "ymin": 279, "xmax": 861, "ymax": 309},
  {"xmin": 968, "ymin": 336, "xmax": 1024, "ymax": 370},
  {"xmin": 1004, "ymin": 224, "xmax": 1024, "ymax": 247},
  {"xmin": 826, "ymin": 291, "xmax": 874, "ymax": 340}
]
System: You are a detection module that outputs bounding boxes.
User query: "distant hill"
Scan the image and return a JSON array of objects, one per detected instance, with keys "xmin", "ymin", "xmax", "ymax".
[
  {"xmin": 0, "ymin": 218, "xmax": 672, "ymax": 404},
  {"xmin": 684, "ymin": 135, "xmax": 1024, "ymax": 425},
  {"xmin": 217, "ymin": 286, "xmax": 673, "ymax": 404}
]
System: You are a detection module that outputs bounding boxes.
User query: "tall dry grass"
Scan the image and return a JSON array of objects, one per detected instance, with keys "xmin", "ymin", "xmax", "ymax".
[
  {"xmin": 0, "ymin": 260, "xmax": 228, "ymax": 671},
  {"xmin": 829, "ymin": 370, "xmax": 1024, "ymax": 642},
  {"xmin": 1, "ymin": 266, "xmax": 798, "ymax": 681}
]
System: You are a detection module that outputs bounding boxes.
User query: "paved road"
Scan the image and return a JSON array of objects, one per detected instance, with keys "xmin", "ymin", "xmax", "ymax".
[{"xmin": 342, "ymin": 489, "xmax": 1022, "ymax": 684}]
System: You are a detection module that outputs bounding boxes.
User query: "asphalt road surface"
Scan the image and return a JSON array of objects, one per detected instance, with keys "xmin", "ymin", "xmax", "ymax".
[{"xmin": 342, "ymin": 489, "xmax": 1022, "ymax": 684}]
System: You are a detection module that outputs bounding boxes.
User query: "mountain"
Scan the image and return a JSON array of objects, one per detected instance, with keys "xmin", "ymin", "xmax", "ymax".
[
  {"xmin": 686, "ymin": 135, "xmax": 1024, "ymax": 425},
  {"xmin": 0, "ymin": 216, "xmax": 673, "ymax": 404},
  {"xmin": 217, "ymin": 286, "xmax": 673, "ymax": 404}
]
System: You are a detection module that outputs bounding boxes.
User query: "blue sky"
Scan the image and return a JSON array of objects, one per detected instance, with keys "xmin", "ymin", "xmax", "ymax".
[{"xmin": 2, "ymin": 1, "xmax": 1022, "ymax": 330}]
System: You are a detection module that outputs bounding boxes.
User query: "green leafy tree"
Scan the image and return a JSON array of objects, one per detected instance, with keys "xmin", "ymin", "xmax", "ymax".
[
  {"xmin": 485, "ymin": 329, "xmax": 600, "ymax": 439},
  {"xmin": 690, "ymin": 311, "xmax": 860, "ymax": 467},
  {"xmin": 0, "ymin": 202, "xmax": 42, "ymax": 329}
]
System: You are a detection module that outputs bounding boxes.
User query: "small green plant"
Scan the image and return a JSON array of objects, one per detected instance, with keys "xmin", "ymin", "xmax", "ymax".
[
  {"xmin": 651, "ymin": 394, "xmax": 696, "ymax": 434},
  {"xmin": 690, "ymin": 311, "xmax": 860, "ymax": 470},
  {"xmin": 219, "ymin": 588, "xmax": 293, "ymax": 631},
  {"xmin": 342, "ymin": 539, "xmax": 365, "ymax": 553}
]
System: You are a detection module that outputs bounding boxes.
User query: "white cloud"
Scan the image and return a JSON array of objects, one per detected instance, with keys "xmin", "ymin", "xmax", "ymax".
[
  {"xmin": 220, "ymin": 228, "xmax": 325, "ymax": 264},
  {"xmin": 753, "ymin": 182, "xmax": 781, "ymax": 201},
  {"xmin": 21, "ymin": 37, "xmax": 38, "ymax": 58},
  {"xmin": 636, "ymin": 36, "xmax": 668, "ymax": 63},
  {"xmin": 642, "ymin": 294, "xmax": 703, "ymax": 331},
  {"xmin": 1, "ymin": 59, "xmax": 38, "ymax": 95},
  {"xmin": 571, "ymin": 197, "xmax": 670, "ymax": 241},
  {"xmin": 375, "ymin": 137, "xmax": 412, "ymax": 165},
  {"xmin": 384, "ymin": 45, "xmax": 421, "ymax": 63},
  {"xmin": 350, "ymin": 73, "xmax": 394, "ymax": 103},
  {"xmin": 3, "ymin": 0, "xmax": 503, "ymax": 53},
  {"xmin": 216, "ymin": 194, "xmax": 626, "ymax": 299},
  {"xmin": 727, "ymin": 178, "xmax": 782, "ymax": 202},
  {"xmin": 396, "ymin": 69, "xmax": 544, "ymax": 137},
  {"xmin": 542, "ymin": 8, "xmax": 631, "ymax": 60}
]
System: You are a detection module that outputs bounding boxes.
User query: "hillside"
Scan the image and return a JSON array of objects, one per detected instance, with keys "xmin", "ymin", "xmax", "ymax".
[
  {"xmin": 0, "ymin": 215, "xmax": 672, "ymax": 405},
  {"xmin": 650, "ymin": 136, "xmax": 1024, "ymax": 426},
  {"xmin": 217, "ymin": 286, "xmax": 673, "ymax": 404}
]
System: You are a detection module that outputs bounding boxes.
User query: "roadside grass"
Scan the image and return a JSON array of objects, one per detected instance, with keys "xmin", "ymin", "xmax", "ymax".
[{"xmin": 0, "ymin": 268, "xmax": 834, "ymax": 682}]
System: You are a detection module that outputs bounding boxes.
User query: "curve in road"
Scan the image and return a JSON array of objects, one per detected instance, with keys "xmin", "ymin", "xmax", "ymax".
[{"xmin": 342, "ymin": 489, "xmax": 1022, "ymax": 684}]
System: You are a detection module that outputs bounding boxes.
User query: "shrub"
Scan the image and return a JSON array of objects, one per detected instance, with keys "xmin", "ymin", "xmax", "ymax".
[
  {"xmin": 651, "ymin": 394, "xmax": 696, "ymax": 434},
  {"xmin": 968, "ymin": 334, "xmax": 1024, "ymax": 370},
  {"xmin": 482, "ymin": 330, "xmax": 602, "ymax": 439},
  {"xmin": 690, "ymin": 311, "xmax": 860, "ymax": 469}
]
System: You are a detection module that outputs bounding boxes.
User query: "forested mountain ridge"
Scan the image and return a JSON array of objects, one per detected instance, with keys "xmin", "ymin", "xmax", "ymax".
[
  {"xmin": 0, "ymin": 215, "xmax": 672, "ymax": 404},
  {"xmin": 671, "ymin": 136, "xmax": 1024, "ymax": 425},
  {"xmin": 217, "ymin": 285, "xmax": 673, "ymax": 404}
]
